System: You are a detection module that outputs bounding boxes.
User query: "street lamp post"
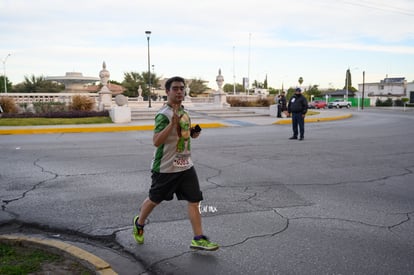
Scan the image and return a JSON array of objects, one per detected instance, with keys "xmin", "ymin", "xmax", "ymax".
[
  {"xmin": 2, "ymin": 53, "xmax": 11, "ymax": 94},
  {"xmin": 152, "ymin": 64, "xmax": 156, "ymax": 100},
  {"xmin": 145, "ymin": 31, "xmax": 152, "ymax": 108}
]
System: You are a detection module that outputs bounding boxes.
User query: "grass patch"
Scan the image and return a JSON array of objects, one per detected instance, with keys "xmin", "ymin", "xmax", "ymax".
[
  {"xmin": 0, "ymin": 116, "xmax": 113, "ymax": 126},
  {"xmin": 307, "ymin": 110, "xmax": 318, "ymax": 116},
  {"xmin": 0, "ymin": 242, "xmax": 60, "ymax": 274},
  {"xmin": 0, "ymin": 243, "xmax": 92, "ymax": 275},
  {"xmin": 0, "ymin": 242, "xmax": 91, "ymax": 274}
]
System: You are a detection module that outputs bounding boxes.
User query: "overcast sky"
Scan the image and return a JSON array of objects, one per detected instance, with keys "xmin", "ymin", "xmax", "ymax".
[{"xmin": 1, "ymin": 0, "xmax": 414, "ymax": 90}]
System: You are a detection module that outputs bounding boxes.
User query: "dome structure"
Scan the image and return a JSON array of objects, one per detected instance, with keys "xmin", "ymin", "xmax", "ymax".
[{"xmin": 45, "ymin": 72, "xmax": 100, "ymax": 93}]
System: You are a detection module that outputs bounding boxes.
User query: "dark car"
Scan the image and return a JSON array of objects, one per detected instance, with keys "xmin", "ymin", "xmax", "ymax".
[{"xmin": 308, "ymin": 100, "xmax": 327, "ymax": 109}]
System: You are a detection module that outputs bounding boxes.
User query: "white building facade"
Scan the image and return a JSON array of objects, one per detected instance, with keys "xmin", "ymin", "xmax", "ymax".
[{"xmin": 358, "ymin": 77, "xmax": 414, "ymax": 103}]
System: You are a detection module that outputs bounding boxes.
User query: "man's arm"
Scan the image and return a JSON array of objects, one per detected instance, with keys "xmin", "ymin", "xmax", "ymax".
[
  {"xmin": 153, "ymin": 111, "xmax": 180, "ymax": 147},
  {"xmin": 153, "ymin": 122, "xmax": 174, "ymax": 147},
  {"xmin": 287, "ymin": 98, "xmax": 292, "ymax": 113},
  {"xmin": 302, "ymin": 97, "xmax": 308, "ymax": 115}
]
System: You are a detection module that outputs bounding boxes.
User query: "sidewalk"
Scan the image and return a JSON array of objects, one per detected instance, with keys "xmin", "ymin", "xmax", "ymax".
[{"xmin": 0, "ymin": 109, "xmax": 353, "ymax": 135}]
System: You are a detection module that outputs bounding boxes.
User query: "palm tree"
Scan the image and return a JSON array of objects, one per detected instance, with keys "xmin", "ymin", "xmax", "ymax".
[
  {"xmin": 13, "ymin": 75, "xmax": 64, "ymax": 93},
  {"xmin": 122, "ymin": 71, "xmax": 160, "ymax": 98},
  {"xmin": 0, "ymin": 75, "xmax": 12, "ymax": 93}
]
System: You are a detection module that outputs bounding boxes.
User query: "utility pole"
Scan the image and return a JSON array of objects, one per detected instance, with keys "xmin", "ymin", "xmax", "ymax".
[
  {"xmin": 247, "ymin": 33, "xmax": 251, "ymax": 95},
  {"xmin": 233, "ymin": 46, "xmax": 236, "ymax": 95},
  {"xmin": 145, "ymin": 31, "xmax": 152, "ymax": 108},
  {"xmin": 2, "ymin": 53, "xmax": 11, "ymax": 94},
  {"xmin": 362, "ymin": 71, "xmax": 365, "ymax": 110}
]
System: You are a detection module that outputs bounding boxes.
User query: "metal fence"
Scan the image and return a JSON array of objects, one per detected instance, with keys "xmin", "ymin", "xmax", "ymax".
[{"xmin": 313, "ymin": 97, "xmax": 371, "ymax": 107}]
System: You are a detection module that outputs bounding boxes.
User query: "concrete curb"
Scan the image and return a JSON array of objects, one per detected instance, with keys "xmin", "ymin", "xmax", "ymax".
[
  {"xmin": 0, "ymin": 125, "xmax": 154, "ymax": 135},
  {"xmin": 0, "ymin": 114, "xmax": 352, "ymax": 135},
  {"xmin": 0, "ymin": 122, "xmax": 228, "ymax": 135},
  {"xmin": 273, "ymin": 114, "xmax": 353, "ymax": 124},
  {"xmin": 0, "ymin": 234, "xmax": 117, "ymax": 275}
]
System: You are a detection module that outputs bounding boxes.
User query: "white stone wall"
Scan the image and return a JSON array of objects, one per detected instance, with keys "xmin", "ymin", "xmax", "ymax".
[
  {"xmin": 0, "ymin": 93, "xmax": 99, "ymax": 105},
  {"xmin": 358, "ymin": 82, "xmax": 406, "ymax": 97}
]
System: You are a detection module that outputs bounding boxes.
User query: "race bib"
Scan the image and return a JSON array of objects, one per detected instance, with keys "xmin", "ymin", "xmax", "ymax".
[{"xmin": 173, "ymin": 153, "xmax": 191, "ymax": 168}]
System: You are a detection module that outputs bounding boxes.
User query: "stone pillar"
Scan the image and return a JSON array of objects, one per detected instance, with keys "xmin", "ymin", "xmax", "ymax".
[
  {"xmin": 98, "ymin": 61, "xmax": 112, "ymax": 110},
  {"xmin": 110, "ymin": 94, "xmax": 131, "ymax": 123},
  {"xmin": 269, "ymin": 104, "xmax": 279, "ymax": 117},
  {"xmin": 184, "ymin": 86, "xmax": 192, "ymax": 102},
  {"xmin": 137, "ymin": 86, "xmax": 143, "ymax": 101},
  {"xmin": 213, "ymin": 68, "xmax": 230, "ymax": 107}
]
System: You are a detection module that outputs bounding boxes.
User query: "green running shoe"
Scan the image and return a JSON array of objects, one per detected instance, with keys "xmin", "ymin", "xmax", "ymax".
[
  {"xmin": 132, "ymin": 215, "xmax": 144, "ymax": 244},
  {"xmin": 190, "ymin": 236, "xmax": 219, "ymax": 251}
]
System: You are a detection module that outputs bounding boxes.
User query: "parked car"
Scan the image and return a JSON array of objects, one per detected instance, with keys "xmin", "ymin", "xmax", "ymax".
[
  {"xmin": 328, "ymin": 99, "xmax": 352, "ymax": 109},
  {"xmin": 308, "ymin": 100, "xmax": 327, "ymax": 109}
]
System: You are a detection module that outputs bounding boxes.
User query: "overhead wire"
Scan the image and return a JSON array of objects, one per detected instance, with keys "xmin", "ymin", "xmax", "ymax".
[{"xmin": 340, "ymin": 0, "xmax": 414, "ymax": 17}]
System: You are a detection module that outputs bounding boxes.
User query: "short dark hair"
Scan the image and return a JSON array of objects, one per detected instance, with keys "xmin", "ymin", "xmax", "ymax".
[{"xmin": 165, "ymin": 76, "xmax": 185, "ymax": 90}]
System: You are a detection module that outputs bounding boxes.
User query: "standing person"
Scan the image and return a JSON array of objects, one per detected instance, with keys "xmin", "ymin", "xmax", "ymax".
[
  {"xmin": 279, "ymin": 92, "xmax": 287, "ymax": 117},
  {"xmin": 276, "ymin": 95, "xmax": 282, "ymax": 118},
  {"xmin": 287, "ymin": 88, "xmax": 308, "ymax": 140},
  {"xmin": 132, "ymin": 76, "xmax": 219, "ymax": 251}
]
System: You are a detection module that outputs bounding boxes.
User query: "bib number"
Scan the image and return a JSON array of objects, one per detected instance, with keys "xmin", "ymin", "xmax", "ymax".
[{"xmin": 173, "ymin": 154, "xmax": 191, "ymax": 168}]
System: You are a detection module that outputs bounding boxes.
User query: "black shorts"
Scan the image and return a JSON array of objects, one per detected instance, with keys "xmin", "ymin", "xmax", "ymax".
[{"xmin": 149, "ymin": 167, "xmax": 203, "ymax": 203}]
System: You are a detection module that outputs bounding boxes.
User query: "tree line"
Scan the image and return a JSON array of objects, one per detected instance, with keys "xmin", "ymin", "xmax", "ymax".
[
  {"xmin": 0, "ymin": 72, "xmax": 210, "ymax": 97},
  {"xmin": 1, "ymin": 70, "xmax": 357, "ymax": 100}
]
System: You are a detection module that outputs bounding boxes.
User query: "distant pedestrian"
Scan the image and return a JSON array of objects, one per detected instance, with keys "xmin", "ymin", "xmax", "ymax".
[
  {"xmin": 279, "ymin": 92, "xmax": 288, "ymax": 117},
  {"xmin": 287, "ymin": 88, "xmax": 308, "ymax": 140},
  {"xmin": 132, "ymin": 76, "xmax": 219, "ymax": 251},
  {"xmin": 276, "ymin": 95, "xmax": 282, "ymax": 117}
]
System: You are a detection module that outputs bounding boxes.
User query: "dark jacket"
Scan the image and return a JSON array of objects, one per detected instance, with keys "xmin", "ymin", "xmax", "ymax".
[
  {"xmin": 278, "ymin": 96, "xmax": 287, "ymax": 111},
  {"xmin": 288, "ymin": 94, "xmax": 308, "ymax": 114}
]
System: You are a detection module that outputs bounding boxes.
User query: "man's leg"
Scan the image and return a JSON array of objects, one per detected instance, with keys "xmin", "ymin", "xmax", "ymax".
[
  {"xmin": 188, "ymin": 201, "xmax": 219, "ymax": 251},
  {"xmin": 188, "ymin": 202, "xmax": 203, "ymax": 236},
  {"xmin": 298, "ymin": 115, "xmax": 305, "ymax": 138},
  {"xmin": 292, "ymin": 114, "xmax": 298, "ymax": 137},
  {"xmin": 138, "ymin": 197, "xmax": 158, "ymax": 225},
  {"xmin": 133, "ymin": 197, "xmax": 158, "ymax": 244}
]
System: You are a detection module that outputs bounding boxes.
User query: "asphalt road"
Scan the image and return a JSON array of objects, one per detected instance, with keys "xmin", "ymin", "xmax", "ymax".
[{"xmin": 1, "ymin": 109, "xmax": 413, "ymax": 274}]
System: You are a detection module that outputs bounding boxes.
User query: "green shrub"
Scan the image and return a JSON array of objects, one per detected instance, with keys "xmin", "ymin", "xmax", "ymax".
[
  {"xmin": 384, "ymin": 98, "xmax": 393, "ymax": 106},
  {"xmin": 33, "ymin": 102, "xmax": 67, "ymax": 113},
  {"xmin": 394, "ymin": 99, "xmax": 404, "ymax": 106},
  {"xmin": 70, "ymin": 95, "xmax": 95, "ymax": 111},
  {"xmin": 257, "ymin": 98, "xmax": 272, "ymax": 107},
  {"xmin": 1, "ymin": 110, "xmax": 109, "ymax": 118},
  {"xmin": 227, "ymin": 97, "xmax": 272, "ymax": 107},
  {"xmin": 0, "ymin": 96, "xmax": 18, "ymax": 113},
  {"xmin": 376, "ymin": 98, "xmax": 393, "ymax": 106},
  {"xmin": 227, "ymin": 98, "xmax": 250, "ymax": 107}
]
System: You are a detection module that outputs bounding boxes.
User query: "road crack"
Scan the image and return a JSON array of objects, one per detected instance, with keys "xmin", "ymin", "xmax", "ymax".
[{"xmin": 1, "ymin": 158, "xmax": 57, "ymax": 210}]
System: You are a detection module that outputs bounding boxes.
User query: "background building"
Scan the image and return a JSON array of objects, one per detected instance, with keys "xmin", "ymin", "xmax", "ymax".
[{"xmin": 358, "ymin": 77, "xmax": 414, "ymax": 103}]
